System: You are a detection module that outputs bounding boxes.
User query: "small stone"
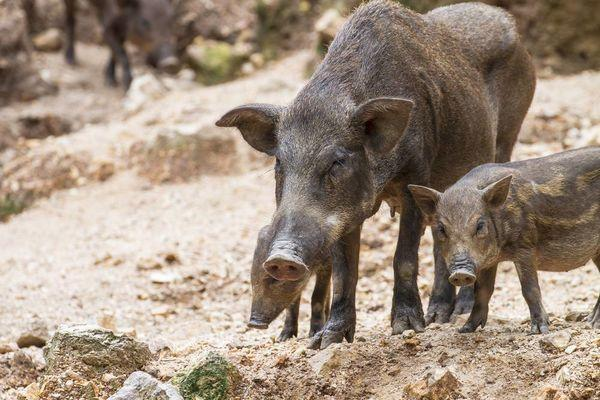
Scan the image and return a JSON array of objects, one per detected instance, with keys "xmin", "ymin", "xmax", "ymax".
[
  {"xmin": 564, "ymin": 310, "xmax": 588, "ymax": 322},
  {"xmin": 17, "ymin": 320, "xmax": 49, "ymax": 348},
  {"xmin": 564, "ymin": 344, "xmax": 576, "ymax": 354},
  {"xmin": 536, "ymin": 386, "xmax": 568, "ymax": 400},
  {"xmin": 539, "ymin": 331, "xmax": 571, "ymax": 353},
  {"xmin": 293, "ymin": 346, "xmax": 307, "ymax": 357},
  {"xmin": 428, "ymin": 323, "xmax": 442, "ymax": 330},
  {"xmin": 0, "ymin": 342, "xmax": 18, "ymax": 354},
  {"xmin": 109, "ymin": 371, "xmax": 183, "ymax": 400},
  {"xmin": 98, "ymin": 312, "xmax": 117, "ymax": 331},
  {"xmin": 32, "ymin": 28, "xmax": 62, "ymax": 52},
  {"xmin": 308, "ymin": 345, "xmax": 343, "ymax": 376},
  {"xmin": 150, "ymin": 271, "xmax": 182, "ymax": 284},
  {"xmin": 402, "ymin": 329, "xmax": 416, "ymax": 338},
  {"xmin": 556, "ymin": 365, "xmax": 572, "ymax": 386},
  {"xmin": 404, "ymin": 367, "xmax": 461, "ymax": 400}
]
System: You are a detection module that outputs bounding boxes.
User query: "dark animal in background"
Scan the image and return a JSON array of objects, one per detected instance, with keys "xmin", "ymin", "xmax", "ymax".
[
  {"xmin": 64, "ymin": 0, "xmax": 179, "ymax": 89},
  {"xmin": 409, "ymin": 147, "xmax": 600, "ymax": 333},
  {"xmin": 217, "ymin": 0, "xmax": 535, "ymax": 348},
  {"xmin": 248, "ymin": 225, "xmax": 331, "ymax": 342}
]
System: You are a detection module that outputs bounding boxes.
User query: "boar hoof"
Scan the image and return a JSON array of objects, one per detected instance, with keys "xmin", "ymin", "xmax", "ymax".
[
  {"xmin": 277, "ymin": 328, "xmax": 297, "ymax": 342},
  {"xmin": 391, "ymin": 310, "xmax": 425, "ymax": 335},
  {"xmin": 425, "ymin": 301, "xmax": 454, "ymax": 325},
  {"xmin": 308, "ymin": 322, "xmax": 355, "ymax": 350},
  {"xmin": 529, "ymin": 318, "xmax": 550, "ymax": 335}
]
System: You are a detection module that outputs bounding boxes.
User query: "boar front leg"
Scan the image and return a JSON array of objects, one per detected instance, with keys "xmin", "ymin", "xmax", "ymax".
[
  {"xmin": 516, "ymin": 261, "xmax": 550, "ymax": 334},
  {"xmin": 309, "ymin": 226, "xmax": 360, "ymax": 350},
  {"xmin": 277, "ymin": 296, "xmax": 300, "ymax": 342},
  {"xmin": 459, "ymin": 265, "xmax": 497, "ymax": 333},
  {"xmin": 391, "ymin": 198, "xmax": 425, "ymax": 334},
  {"xmin": 426, "ymin": 238, "xmax": 456, "ymax": 324},
  {"xmin": 587, "ymin": 257, "xmax": 599, "ymax": 328},
  {"xmin": 309, "ymin": 265, "xmax": 332, "ymax": 337}
]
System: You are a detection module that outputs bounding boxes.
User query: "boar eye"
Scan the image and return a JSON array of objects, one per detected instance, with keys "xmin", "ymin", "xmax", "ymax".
[
  {"xmin": 436, "ymin": 223, "xmax": 447, "ymax": 239},
  {"xmin": 475, "ymin": 219, "xmax": 487, "ymax": 237},
  {"xmin": 329, "ymin": 158, "xmax": 346, "ymax": 176}
]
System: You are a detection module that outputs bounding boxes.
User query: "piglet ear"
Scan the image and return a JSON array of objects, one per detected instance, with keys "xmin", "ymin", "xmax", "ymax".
[
  {"xmin": 408, "ymin": 184, "xmax": 441, "ymax": 222},
  {"xmin": 352, "ymin": 97, "xmax": 413, "ymax": 154},
  {"xmin": 481, "ymin": 175, "xmax": 513, "ymax": 208},
  {"xmin": 216, "ymin": 104, "xmax": 282, "ymax": 156}
]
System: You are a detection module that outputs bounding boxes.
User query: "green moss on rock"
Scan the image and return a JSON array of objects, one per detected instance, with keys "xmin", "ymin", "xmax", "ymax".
[
  {"xmin": 186, "ymin": 39, "xmax": 246, "ymax": 85},
  {"xmin": 171, "ymin": 352, "xmax": 241, "ymax": 400}
]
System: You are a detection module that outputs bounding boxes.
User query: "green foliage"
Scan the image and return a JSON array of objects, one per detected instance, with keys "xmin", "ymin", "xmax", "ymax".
[
  {"xmin": 172, "ymin": 353, "xmax": 241, "ymax": 400},
  {"xmin": 0, "ymin": 195, "xmax": 27, "ymax": 221}
]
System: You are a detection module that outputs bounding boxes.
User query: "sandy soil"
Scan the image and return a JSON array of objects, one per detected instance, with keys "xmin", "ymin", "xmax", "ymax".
[{"xmin": 0, "ymin": 43, "xmax": 599, "ymax": 399}]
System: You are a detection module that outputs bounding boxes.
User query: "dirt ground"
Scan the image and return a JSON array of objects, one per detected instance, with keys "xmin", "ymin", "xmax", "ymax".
[{"xmin": 0, "ymin": 43, "xmax": 599, "ymax": 399}]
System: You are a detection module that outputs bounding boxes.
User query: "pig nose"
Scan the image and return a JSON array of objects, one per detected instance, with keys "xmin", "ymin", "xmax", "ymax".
[
  {"xmin": 449, "ymin": 269, "xmax": 476, "ymax": 286},
  {"xmin": 158, "ymin": 56, "xmax": 179, "ymax": 74},
  {"xmin": 263, "ymin": 253, "xmax": 309, "ymax": 281},
  {"xmin": 247, "ymin": 317, "xmax": 269, "ymax": 330}
]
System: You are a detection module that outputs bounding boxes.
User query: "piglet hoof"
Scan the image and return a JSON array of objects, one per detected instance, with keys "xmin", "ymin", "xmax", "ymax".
[
  {"xmin": 425, "ymin": 301, "xmax": 454, "ymax": 325},
  {"xmin": 277, "ymin": 328, "xmax": 298, "ymax": 342},
  {"xmin": 458, "ymin": 308, "xmax": 488, "ymax": 333},
  {"xmin": 529, "ymin": 317, "xmax": 550, "ymax": 334}
]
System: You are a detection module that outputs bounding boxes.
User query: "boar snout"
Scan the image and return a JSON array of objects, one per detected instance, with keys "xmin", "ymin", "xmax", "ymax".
[
  {"xmin": 448, "ymin": 256, "xmax": 476, "ymax": 286},
  {"xmin": 263, "ymin": 251, "xmax": 309, "ymax": 281},
  {"xmin": 247, "ymin": 316, "xmax": 269, "ymax": 329}
]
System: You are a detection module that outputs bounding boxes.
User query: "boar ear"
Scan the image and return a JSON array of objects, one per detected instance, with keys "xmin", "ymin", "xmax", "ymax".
[
  {"xmin": 352, "ymin": 97, "xmax": 413, "ymax": 154},
  {"xmin": 216, "ymin": 104, "xmax": 282, "ymax": 156},
  {"xmin": 482, "ymin": 175, "xmax": 513, "ymax": 208},
  {"xmin": 408, "ymin": 184, "xmax": 441, "ymax": 221}
]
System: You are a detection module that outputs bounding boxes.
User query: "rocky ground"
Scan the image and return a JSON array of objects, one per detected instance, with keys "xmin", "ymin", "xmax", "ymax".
[{"xmin": 0, "ymin": 41, "xmax": 599, "ymax": 399}]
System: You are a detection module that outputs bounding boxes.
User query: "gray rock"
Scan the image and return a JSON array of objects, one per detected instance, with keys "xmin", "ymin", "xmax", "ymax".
[
  {"xmin": 109, "ymin": 371, "xmax": 183, "ymax": 400},
  {"xmin": 44, "ymin": 324, "xmax": 152, "ymax": 378}
]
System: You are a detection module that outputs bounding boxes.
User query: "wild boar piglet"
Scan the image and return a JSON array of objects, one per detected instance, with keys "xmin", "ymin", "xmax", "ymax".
[
  {"xmin": 409, "ymin": 147, "xmax": 600, "ymax": 334},
  {"xmin": 247, "ymin": 226, "xmax": 331, "ymax": 342}
]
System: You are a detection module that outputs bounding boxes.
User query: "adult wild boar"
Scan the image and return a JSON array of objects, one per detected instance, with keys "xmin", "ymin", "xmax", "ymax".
[
  {"xmin": 217, "ymin": 0, "xmax": 535, "ymax": 348},
  {"xmin": 64, "ymin": 0, "xmax": 179, "ymax": 88}
]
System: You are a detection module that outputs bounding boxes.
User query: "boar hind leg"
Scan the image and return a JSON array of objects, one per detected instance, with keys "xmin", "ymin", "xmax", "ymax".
[
  {"xmin": 104, "ymin": 24, "xmax": 132, "ymax": 89},
  {"xmin": 452, "ymin": 286, "xmax": 475, "ymax": 320},
  {"xmin": 277, "ymin": 296, "xmax": 300, "ymax": 342},
  {"xmin": 516, "ymin": 262, "xmax": 550, "ymax": 334},
  {"xmin": 587, "ymin": 257, "xmax": 600, "ymax": 328},
  {"xmin": 426, "ymin": 238, "xmax": 456, "ymax": 324},
  {"xmin": 309, "ymin": 226, "xmax": 360, "ymax": 350},
  {"xmin": 64, "ymin": 0, "xmax": 76, "ymax": 64},
  {"xmin": 391, "ymin": 201, "xmax": 425, "ymax": 334},
  {"xmin": 459, "ymin": 265, "xmax": 497, "ymax": 333},
  {"xmin": 309, "ymin": 265, "xmax": 332, "ymax": 337}
]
